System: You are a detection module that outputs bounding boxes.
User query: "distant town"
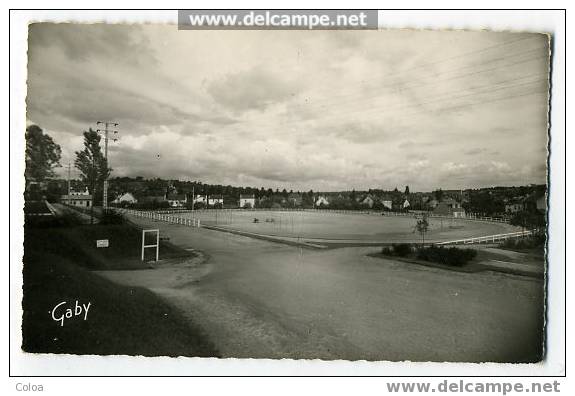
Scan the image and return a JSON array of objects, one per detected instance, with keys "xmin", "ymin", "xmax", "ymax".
[{"xmin": 30, "ymin": 175, "xmax": 546, "ymax": 220}]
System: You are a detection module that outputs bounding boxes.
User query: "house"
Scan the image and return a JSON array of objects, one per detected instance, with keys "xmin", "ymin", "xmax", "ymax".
[
  {"xmin": 402, "ymin": 199, "xmax": 410, "ymax": 209},
  {"xmin": 378, "ymin": 195, "xmax": 393, "ymax": 210},
  {"xmin": 239, "ymin": 194, "xmax": 256, "ymax": 208},
  {"xmin": 427, "ymin": 199, "xmax": 439, "ymax": 209},
  {"xmin": 112, "ymin": 192, "xmax": 137, "ymax": 205},
  {"xmin": 505, "ymin": 200, "xmax": 525, "ymax": 214},
  {"xmin": 165, "ymin": 192, "xmax": 187, "ymax": 208},
  {"xmin": 381, "ymin": 200, "xmax": 393, "ymax": 210},
  {"xmin": 315, "ymin": 195, "xmax": 330, "ymax": 207},
  {"xmin": 360, "ymin": 194, "xmax": 376, "ymax": 208},
  {"xmin": 208, "ymin": 195, "xmax": 224, "ymax": 207},
  {"xmin": 193, "ymin": 194, "xmax": 207, "ymax": 204},
  {"xmin": 433, "ymin": 197, "xmax": 466, "ymax": 218},
  {"xmin": 61, "ymin": 187, "xmax": 92, "ymax": 208}
]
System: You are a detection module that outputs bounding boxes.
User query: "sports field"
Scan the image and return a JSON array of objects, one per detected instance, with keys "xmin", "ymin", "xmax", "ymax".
[
  {"xmin": 102, "ymin": 213, "xmax": 544, "ymax": 362},
  {"xmin": 176, "ymin": 210, "xmax": 520, "ymax": 243}
]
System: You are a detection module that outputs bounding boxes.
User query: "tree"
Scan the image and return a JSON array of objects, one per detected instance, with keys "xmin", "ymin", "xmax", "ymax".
[
  {"xmin": 510, "ymin": 210, "xmax": 546, "ymax": 235},
  {"xmin": 75, "ymin": 129, "xmax": 111, "ymax": 221},
  {"xmin": 25, "ymin": 125, "xmax": 62, "ymax": 183},
  {"xmin": 433, "ymin": 188, "xmax": 444, "ymax": 202},
  {"xmin": 415, "ymin": 214, "xmax": 429, "ymax": 247},
  {"xmin": 404, "ymin": 185, "xmax": 410, "ymax": 196}
]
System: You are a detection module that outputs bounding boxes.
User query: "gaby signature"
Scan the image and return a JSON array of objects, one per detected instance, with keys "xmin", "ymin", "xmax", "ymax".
[{"xmin": 51, "ymin": 300, "xmax": 91, "ymax": 327}]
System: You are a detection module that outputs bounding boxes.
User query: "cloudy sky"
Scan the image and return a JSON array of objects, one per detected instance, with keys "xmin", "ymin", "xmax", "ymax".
[{"xmin": 26, "ymin": 24, "xmax": 549, "ymax": 192}]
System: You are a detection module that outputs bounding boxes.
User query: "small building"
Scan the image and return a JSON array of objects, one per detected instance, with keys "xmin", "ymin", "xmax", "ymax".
[
  {"xmin": 112, "ymin": 192, "xmax": 138, "ymax": 205},
  {"xmin": 208, "ymin": 195, "xmax": 224, "ymax": 207},
  {"xmin": 378, "ymin": 195, "xmax": 393, "ymax": 210},
  {"xmin": 433, "ymin": 198, "xmax": 466, "ymax": 218},
  {"xmin": 402, "ymin": 199, "xmax": 410, "ymax": 209},
  {"xmin": 505, "ymin": 200, "xmax": 525, "ymax": 214},
  {"xmin": 315, "ymin": 195, "xmax": 330, "ymax": 207},
  {"xmin": 239, "ymin": 194, "xmax": 256, "ymax": 208},
  {"xmin": 165, "ymin": 193, "xmax": 187, "ymax": 208},
  {"xmin": 360, "ymin": 194, "xmax": 376, "ymax": 208},
  {"xmin": 61, "ymin": 187, "xmax": 92, "ymax": 208},
  {"xmin": 193, "ymin": 194, "xmax": 207, "ymax": 204}
]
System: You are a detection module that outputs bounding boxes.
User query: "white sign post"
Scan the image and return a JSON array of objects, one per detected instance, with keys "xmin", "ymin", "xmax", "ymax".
[
  {"xmin": 141, "ymin": 229, "xmax": 160, "ymax": 262},
  {"xmin": 96, "ymin": 239, "xmax": 109, "ymax": 248}
]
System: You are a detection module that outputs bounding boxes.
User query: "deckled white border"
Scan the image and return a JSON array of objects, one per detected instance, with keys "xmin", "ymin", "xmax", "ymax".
[{"xmin": 8, "ymin": 8, "xmax": 566, "ymax": 377}]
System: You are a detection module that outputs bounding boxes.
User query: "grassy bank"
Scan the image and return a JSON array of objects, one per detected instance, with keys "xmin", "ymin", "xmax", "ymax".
[
  {"xmin": 22, "ymin": 220, "xmax": 219, "ymax": 357},
  {"xmin": 25, "ymin": 219, "xmax": 192, "ymax": 270}
]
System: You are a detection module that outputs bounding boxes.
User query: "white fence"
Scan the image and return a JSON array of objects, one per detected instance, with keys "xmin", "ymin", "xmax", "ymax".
[
  {"xmin": 380, "ymin": 210, "xmax": 510, "ymax": 224},
  {"xmin": 115, "ymin": 208, "xmax": 201, "ymax": 228},
  {"xmin": 115, "ymin": 207, "xmax": 529, "ymax": 245},
  {"xmin": 435, "ymin": 230, "xmax": 533, "ymax": 246},
  {"xmin": 116, "ymin": 206, "xmax": 509, "ymax": 222}
]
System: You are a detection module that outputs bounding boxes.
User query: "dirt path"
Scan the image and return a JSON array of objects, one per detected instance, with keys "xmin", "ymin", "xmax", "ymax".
[{"xmin": 99, "ymin": 215, "xmax": 544, "ymax": 362}]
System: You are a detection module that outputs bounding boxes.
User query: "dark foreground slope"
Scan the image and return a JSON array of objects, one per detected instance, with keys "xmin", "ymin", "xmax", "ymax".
[{"xmin": 22, "ymin": 222, "xmax": 219, "ymax": 357}]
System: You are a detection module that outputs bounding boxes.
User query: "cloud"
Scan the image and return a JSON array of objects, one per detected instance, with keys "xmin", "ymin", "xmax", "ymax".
[
  {"xmin": 25, "ymin": 25, "xmax": 550, "ymax": 191},
  {"xmin": 28, "ymin": 23, "xmax": 156, "ymax": 65},
  {"xmin": 318, "ymin": 122, "xmax": 392, "ymax": 143},
  {"xmin": 464, "ymin": 148, "xmax": 487, "ymax": 155},
  {"xmin": 207, "ymin": 67, "xmax": 300, "ymax": 112},
  {"xmin": 27, "ymin": 74, "xmax": 193, "ymax": 127}
]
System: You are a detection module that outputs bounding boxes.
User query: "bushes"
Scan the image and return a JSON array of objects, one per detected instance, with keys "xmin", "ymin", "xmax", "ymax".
[
  {"xmin": 393, "ymin": 243, "xmax": 412, "ymax": 257},
  {"xmin": 500, "ymin": 234, "xmax": 546, "ymax": 250},
  {"xmin": 378, "ymin": 243, "xmax": 477, "ymax": 268},
  {"xmin": 417, "ymin": 245, "xmax": 477, "ymax": 267},
  {"xmin": 381, "ymin": 243, "xmax": 412, "ymax": 257}
]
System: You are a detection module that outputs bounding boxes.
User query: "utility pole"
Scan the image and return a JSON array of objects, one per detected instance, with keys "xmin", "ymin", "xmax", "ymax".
[
  {"xmin": 90, "ymin": 154, "xmax": 95, "ymax": 224},
  {"xmin": 96, "ymin": 121, "xmax": 119, "ymax": 212},
  {"xmin": 66, "ymin": 161, "xmax": 71, "ymax": 196}
]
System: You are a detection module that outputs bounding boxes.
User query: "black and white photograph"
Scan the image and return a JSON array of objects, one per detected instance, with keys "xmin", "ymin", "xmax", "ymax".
[{"xmin": 9, "ymin": 8, "xmax": 566, "ymax": 380}]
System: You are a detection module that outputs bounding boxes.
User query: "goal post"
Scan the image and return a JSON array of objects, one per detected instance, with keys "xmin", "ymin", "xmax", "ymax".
[{"xmin": 141, "ymin": 229, "xmax": 160, "ymax": 261}]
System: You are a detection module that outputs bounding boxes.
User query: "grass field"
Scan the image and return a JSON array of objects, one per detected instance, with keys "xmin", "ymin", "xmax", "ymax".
[{"xmin": 175, "ymin": 210, "xmax": 520, "ymax": 243}]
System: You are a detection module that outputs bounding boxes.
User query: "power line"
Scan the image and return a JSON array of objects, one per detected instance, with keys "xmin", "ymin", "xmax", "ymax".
[
  {"xmin": 377, "ymin": 35, "xmax": 536, "ymax": 79},
  {"xmin": 287, "ymin": 70, "xmax": 546, "ymax": 122},
  {"xmin": 179, "ymin": 37, "xmax": 544, "ymax": 134},
  {"xmin": 288, "ymin": 42, "xmax": 547, "ymax": 107},
  {"xmin": 322, "ymin": 50, "xmax": 545, "ymax": 104},
  {"xmin": 226, "ymin": 74, "xmax": 547, "ymax": 133},
  {"xmin": 207, "ymin": 51, "xmax": 548, "ymax": 132},
  {"xmin": 233, "ymin": 37, "xmax": 546, "ymax": 116}
]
